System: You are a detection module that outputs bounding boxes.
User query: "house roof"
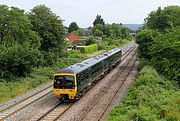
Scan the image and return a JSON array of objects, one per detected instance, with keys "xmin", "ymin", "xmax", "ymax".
[{"xmin": 66, "ymin": 32, "xmax": 80, "ymax": 43}]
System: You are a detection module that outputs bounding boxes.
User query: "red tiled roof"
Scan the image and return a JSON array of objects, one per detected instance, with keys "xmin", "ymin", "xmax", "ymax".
[{"xmin": 66, "ymin": 32, "xmax": 80, "ymax": 43}]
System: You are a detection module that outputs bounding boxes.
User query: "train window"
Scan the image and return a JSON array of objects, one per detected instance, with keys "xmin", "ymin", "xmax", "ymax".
[
  {"xmin": 54, "ymin": 76, "xmax": 63, "ymax": 84},
  {"xmin": 65, "ymin": 76, "xmax": 74, "ymax": 86},
  {"xmin": 54, "ymin": 75, "xmax": 74, "ymax": 89}
]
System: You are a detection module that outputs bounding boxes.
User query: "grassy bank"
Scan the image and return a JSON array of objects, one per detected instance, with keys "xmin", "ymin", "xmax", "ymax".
[
  {"xmin": 0, "ymin": 50, "xmax": 87, "ymax": 104},
  {"xmin": 0, "ymin": 40, "xmax": 131, "ymax": 104},
  {"xmin": 108, "ymin": 66, "xmax": 180, "ymax": 121}
]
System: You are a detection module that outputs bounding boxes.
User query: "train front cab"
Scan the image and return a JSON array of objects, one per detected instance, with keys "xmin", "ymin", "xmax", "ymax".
[{"xmin": 53, "ymin": 73, "xmax": 77, "ymax": 100}]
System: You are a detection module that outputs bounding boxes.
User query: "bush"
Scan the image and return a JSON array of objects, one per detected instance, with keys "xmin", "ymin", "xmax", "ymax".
[
  {"xmin": 80, "ymin": 44, "xmax": 98, "ymax": 53},
  {"xmin": 150, "ymin": 27, "xmax": 180, "ymax": 82},
  {"xmin": 108, "ymin": 66, "xmax": 180, "ymax": 121},
  {"xmin": 85, "ymin": 36, "xmax": 95, "ymax": 45},
  {"xmin": 101, "ymin": 38, "xmax": 130, "ymax": 50},
  {"xmin": 0, "ymin": 43, "xmax": 43, "ymax": 78},
  {"xmin": 136, "ymin": 29, "xmax": 159, "ymax": 59}
]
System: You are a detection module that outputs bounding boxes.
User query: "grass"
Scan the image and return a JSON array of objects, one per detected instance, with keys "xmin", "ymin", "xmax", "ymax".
[
  {"xmin": 108, "ymin": 66, "xmax": 180, "ymax": 121},
  {"xmin": 0, "ymin": 40, "xmax": 131, "ymax": 104}
]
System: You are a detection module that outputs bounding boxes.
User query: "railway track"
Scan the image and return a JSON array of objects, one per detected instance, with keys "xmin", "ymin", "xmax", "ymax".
[
  {"xmin": 36, "ymin": 43, "xmax": 137, "ymax": 121},
  {"xmin": 0, "ymin": 42, "xmax": 136, "ymax": 121},
  {"xmin": 0, "ymin": 86, "xmax": 53, "ymax": 121},
  {"xmin": 79, "ymin": 49, "xmax": 137, "ymax": 121}
]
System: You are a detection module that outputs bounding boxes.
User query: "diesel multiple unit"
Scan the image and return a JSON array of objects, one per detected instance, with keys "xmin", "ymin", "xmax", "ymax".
[{"xmin": 53, "ymin": 48, "xmax": 122, "ymax": 100}]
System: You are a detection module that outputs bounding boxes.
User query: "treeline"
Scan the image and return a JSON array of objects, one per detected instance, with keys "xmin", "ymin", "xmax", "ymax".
[
  {"xmin": 68, "ymin": 15, "xmax": 131, "ymax": 50},
  {"xmin": 68, "ymin": 15, "xmax": 130, "ymax": 40},
  {"xmin": 136, "ymin": 6, "xmax": 180, "ymax": 82}
]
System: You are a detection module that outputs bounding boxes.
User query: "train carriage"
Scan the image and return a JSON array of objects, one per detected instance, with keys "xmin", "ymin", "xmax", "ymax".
[{"xmin": 53, "ymin": 48, "xmax": 122, "ymax": 100}]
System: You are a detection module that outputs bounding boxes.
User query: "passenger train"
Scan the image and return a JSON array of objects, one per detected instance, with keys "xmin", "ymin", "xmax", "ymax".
[{"xmin": 53, "ymin": 48, "xmax": 122, "ymax": 100}]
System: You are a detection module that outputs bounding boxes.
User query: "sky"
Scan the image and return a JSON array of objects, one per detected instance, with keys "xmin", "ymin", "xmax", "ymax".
[{"xmin": 0, "ymin": 0, "xmax": 180, "ymax": 27}]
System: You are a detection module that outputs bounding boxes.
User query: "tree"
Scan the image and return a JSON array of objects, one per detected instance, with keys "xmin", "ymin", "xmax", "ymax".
[
  {"xmin": 75, "ymin": 28, "xmax": 84, "ymax": 36},
  {"xmin": 85, "ymin": 36, "xmax": 95, "ymax": 45},
  {"xmin": 68, "ymin": 22, "xmax": 79, "ymax": 33},
  {"xmin": 136, "ymin": 29, "xmax": 159, "ymax": 59},
  {"xmin": 150, "ymin": 27, "xmax": 180, "ymax": 81},
  {"xmin": 103, "ymin": 23, "xmax": 130, "ymax": 40},
  {"xmin": 92, "ymin": 24, "xmax": 104, "ymax": 36},
  {"xmin": 28, "ymin": 5, "xmax": 66, "ymax": 55},
  {"xmin": 0, "ymin": 5, "xmax": 41, "ymax": 48},
  {"xmin": 93, "ymin": 15, "xmax": 105, "ymax": 26},
  {"xmin": 0, "ymin": 5, "xmax": 42, "ymax": 78},
  {"xmin": 145, "ymin": 6, "xmax": 180, "ymax": 31}
]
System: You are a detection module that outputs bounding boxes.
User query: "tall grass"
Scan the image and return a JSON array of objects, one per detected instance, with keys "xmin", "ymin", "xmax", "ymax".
[{"xmin": 108, "ymin": 66, "xmax": 180, "ymax": 121}]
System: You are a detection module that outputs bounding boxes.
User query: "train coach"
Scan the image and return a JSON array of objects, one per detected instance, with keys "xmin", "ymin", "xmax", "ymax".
[{"xmin": 53, "ymin": 48, "xmax": 122, "ymax": 101}]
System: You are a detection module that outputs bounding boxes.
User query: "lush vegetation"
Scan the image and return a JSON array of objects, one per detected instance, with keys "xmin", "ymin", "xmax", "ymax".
[
  {"xmin": 108, "ymin": 5, "xmax": 180, "ymax": 120},
  {"xmin": 80, "ymin": 44, "xmax": 98, "ymax": 53},
  {"xmin": 0, "ymin": 5, "xmax": 42, "ymax": 78},
  {"xmin": 68, "ymin": 22, "xmax": 79, "ymax": 33},
  {"xmin": 28, "ymin": 5, "xmax": 66, "ymax": 56},
  {"xmin": 0, "ymin": 50, "xmax": 87, "ymax": 103},
  {"xmin": 137, "ymin": 6, "xmax": 180, "ymax": 82},
  {"xmin": 0, "ymin": 4, "xmax": 131, "ymax": 103},
  {"xmin": 108, "ymin": 66, "xmax": 180, "ymax": 121}
]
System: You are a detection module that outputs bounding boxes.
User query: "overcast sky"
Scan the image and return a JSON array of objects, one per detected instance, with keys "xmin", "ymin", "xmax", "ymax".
[{"xmin": 0, "ymin": 0, "xmax": 180, "ymax": 27}]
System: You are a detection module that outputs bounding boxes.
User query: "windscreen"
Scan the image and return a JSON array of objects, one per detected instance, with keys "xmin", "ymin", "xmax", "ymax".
[{"xmin": 54, "ymin": 75, "xmax": 75, "ymax": 89}]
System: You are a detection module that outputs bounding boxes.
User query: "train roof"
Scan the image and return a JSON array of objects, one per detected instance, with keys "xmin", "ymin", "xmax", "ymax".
[{"xmin": 56, "ymin": 48, "xmax": 121, "ymax": 74}]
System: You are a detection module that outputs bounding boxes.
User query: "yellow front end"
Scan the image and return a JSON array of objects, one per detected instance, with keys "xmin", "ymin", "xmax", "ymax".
[{"xmin": 53, "ymin": 73, "xmax": 77, "ymax": 100}]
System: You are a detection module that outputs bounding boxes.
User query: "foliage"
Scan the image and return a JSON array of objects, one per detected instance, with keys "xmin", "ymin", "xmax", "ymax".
[
  {"xmin": 108, "ymin": 66, "xmax": 180, "ymax": 121},
  {"xmin": 145, "ymin": 6, "xmax": 180, "ymax": 31},
  {"xmin": 92, "ymin": 23, "xmax": 131, "ymax": 40},
  {"xmin": 150, "ymin": 27, "xmax": 180, "ymax": 82},
  {"xmin": 0, "ymin": 43, "xmax": 42, "ymax": 78},
  {"xmin": 75, "ymin": 28, "xmax": 84, "ymax": 36},
  {"xmin": 0, "ymin": 49, "xmax": 87, "ymax": 104},
  {"xmin": 136, "ymin": 29, "xmax": 159, "ymax": 59},
  {"xmin": 85, "ymin": 36, "xmax": 95, "ymax": 45},
  {"xmin": 98, "ymin": 39, "xmax": 130, "ymax": 50},
  {"xmin": 28, "ymin": 5, "xmax": 66, "ymax": 55},
  {"xmin": 104, "ymin": 23, "xmax": 131, "ymax": 40},
  {"xmin": 137, "ymin": 6, "xmax": 180, "ymax": 82},
  {"xmin": 68, "ymin": 22, "xmax": 79, "ymax": 33},
  {"xmin": 93, "ymin": 14, "xmax": 105, "ymax": 26},
  {"xmin": 80, "ymin": 44, "xmax": 98, "ymax": 53},
  {"xmin": 0, "ymin": 5, "xmax": 42, "ymax": 78},
  {"xmin": 0, "ymin": 5, "xmax": 41, "ymax": 48},
  {"xmin": 93, "ymin": 29, "xmax": 103, "ymax": 37},
  {"xmin": 92, "ymin": 24, "xmax": 104, "ymax": 37}
]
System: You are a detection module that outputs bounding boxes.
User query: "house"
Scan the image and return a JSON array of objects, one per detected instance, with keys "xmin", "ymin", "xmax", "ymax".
[
  {"xmin": 66, "ymin": 32, "xmax": 85, "ymax": 45},
  {"xmin": 66, "ymin": 32, "xmax": 80, "ymax": 44}
]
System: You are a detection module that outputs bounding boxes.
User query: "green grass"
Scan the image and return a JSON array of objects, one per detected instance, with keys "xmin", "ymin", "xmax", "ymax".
[{"xmin": 108, "ymin": 66, "xmax": 180, "ymax": 121}]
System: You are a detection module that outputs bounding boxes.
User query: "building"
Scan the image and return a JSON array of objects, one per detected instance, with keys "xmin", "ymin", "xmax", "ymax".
[{"xmin": 66, "ymin": 32, "xmax": 85, "ymax": 45}]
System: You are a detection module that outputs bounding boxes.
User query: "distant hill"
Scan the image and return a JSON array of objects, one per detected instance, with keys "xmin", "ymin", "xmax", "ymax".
[{"xmin": 123, "ymin": 24, "xmax": 143, "ymax": 31}]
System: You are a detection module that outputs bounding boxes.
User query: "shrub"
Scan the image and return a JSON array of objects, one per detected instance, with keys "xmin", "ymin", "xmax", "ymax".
[
  {"xmin": 85, "ymin": 36, "xmax": 95, "ymax": 45},
  {"xmin": 108, "ymin": 66, "xmax": 180, "ymax": 121},
  {"xmin": 0, "ymin": 43, "xmax": 42, "ymax": 78},
  {"xmin": 150, "ymin": 27, "xmax": 180, "ymax": 82},
  {"xmin": 136, "ymin": 29, "xmax": 159, "ymax": 59},
  {"xmin": 80, "ymin": 44, "xmax": 98, "ymax": 53}
]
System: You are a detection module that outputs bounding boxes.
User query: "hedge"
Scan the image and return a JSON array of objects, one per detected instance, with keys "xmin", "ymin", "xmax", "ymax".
[{"xmin": 80, "ymin": 44, "xmax": 98, "ymax": 53}]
